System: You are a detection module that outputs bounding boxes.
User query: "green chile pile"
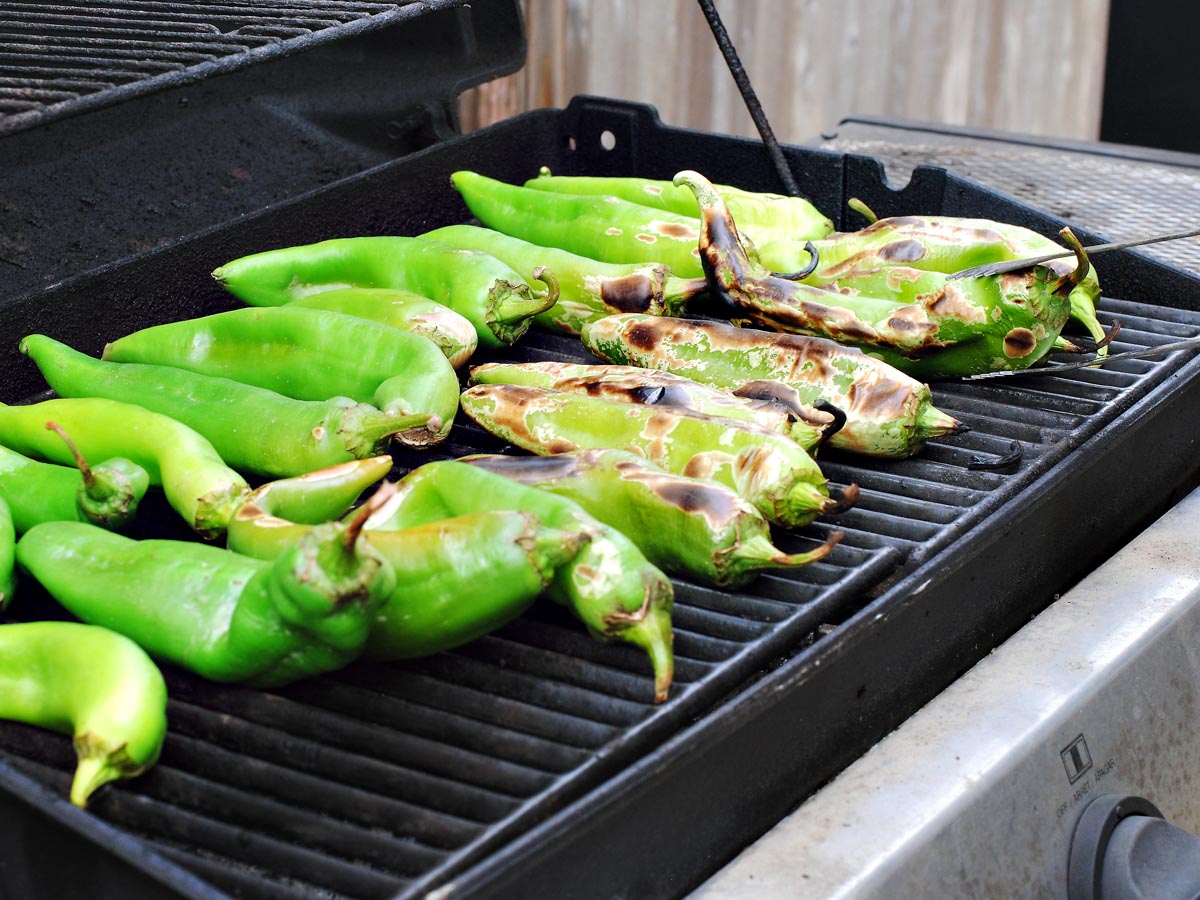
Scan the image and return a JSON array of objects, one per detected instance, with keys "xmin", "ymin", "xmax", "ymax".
[{"xmin": 3, "ymin": 166, "xmax": 1103, "ymax": 806}]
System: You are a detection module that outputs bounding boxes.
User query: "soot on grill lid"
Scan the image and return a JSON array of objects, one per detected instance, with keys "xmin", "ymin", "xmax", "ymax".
[{"xmin": 0, "ymin": 0, "xmax": 525, "ymax": 304}]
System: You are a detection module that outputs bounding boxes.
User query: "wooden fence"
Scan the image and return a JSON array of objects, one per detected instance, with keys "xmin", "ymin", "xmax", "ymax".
[{"xmin": 461, "ymin": 0, "xmax": 1111, "ymax": 143}]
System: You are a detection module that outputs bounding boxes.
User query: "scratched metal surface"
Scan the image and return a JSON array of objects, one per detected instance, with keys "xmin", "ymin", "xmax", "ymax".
[{"xmin": 818, "ymin": 120, "xmax": 1200, "ymax": 276}]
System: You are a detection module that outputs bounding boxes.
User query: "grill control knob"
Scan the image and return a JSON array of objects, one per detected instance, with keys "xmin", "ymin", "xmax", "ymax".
[{"xmin": 1069, "ymin": 793, "xmax": 1200, "ymax": 900}]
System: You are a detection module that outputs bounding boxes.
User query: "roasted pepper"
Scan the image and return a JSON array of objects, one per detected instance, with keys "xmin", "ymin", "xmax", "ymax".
[
  {"xmin": 675, "ymin": 170, "xmax": 1086, "ymax": 378},
  {"xmin": 523, "ymin": 168, "xmax": 835, "ymax": 249},
  {"xmin": 365, "ymin": 460, "xmax": 675, "ymax": 703},
  {"xmin": 0, "ymin": 621, "xmax": 167, "ymax": 807},
  {"xmin": 16, "ymin": 499, "xmax": 396, "ymax": 687},
  {"xmin": 464, "ymin": 449, "xmax": 841, "ymax": 589},
  {"xmin": 0, "ymin": 431, "xmax": 149, "ymax": 533},
  {"xmin": 101, "ymin": 306, "xmax": 458, "ymax": 447},
  {"xmin": 287, "ymin": 287, "xmax": 478, "ymax": 370},
  {"xmin": 213, "ymin": 237, "xmax": 558, "ymax": 349},
  {"xmin": 22, "ymin": 335, "xmax": 418, "ymax": 479},
  {"xmin": 419, "ymin": 223, "xmax": 706, "ymax": 335},
  {"xmin": 460, "ymin": 384, "xmax": 838, "ymax": 529},
  {"xmin": 469, "ymin": 360, "xmax": 836, "ymax": 450},
  {"xmin": 451, "ymin": 170, "xmax": 710, "ymax": 278},
  {"xmin": 0, "ymin": 395, "xmax": 249, "ymax": 539},
  {"xmin": 581, "ymin": 312, "xmax": 962, "ymax": 459}
]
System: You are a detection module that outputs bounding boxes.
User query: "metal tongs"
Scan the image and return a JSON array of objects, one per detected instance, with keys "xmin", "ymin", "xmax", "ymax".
[{"xmin": 947, "ymin": 225, "xmax": 1200, "ymax": 280}]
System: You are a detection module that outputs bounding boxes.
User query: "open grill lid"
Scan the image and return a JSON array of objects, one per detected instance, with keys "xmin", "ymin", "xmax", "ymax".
[
  {"xmin": 5, "ymin": 96, "xmax": 1200, "ymax": 899},
  {"xmin": 0, "ymin": 0, "xmax": 525, "ymax": 304}
]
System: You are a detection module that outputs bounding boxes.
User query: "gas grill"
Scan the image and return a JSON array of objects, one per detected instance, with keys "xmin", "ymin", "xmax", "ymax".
[{"xmin": 5, "ymin": 5, "xmax": 1200, "ymax": 900}]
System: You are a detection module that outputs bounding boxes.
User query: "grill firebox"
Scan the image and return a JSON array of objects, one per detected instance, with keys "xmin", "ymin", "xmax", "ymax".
[{"xmin": 4, "ymin": 98, "xmax": 1200, "ymax": 900}]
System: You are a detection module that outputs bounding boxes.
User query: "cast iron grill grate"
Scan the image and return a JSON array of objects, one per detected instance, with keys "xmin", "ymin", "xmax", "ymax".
[
  {"xmin": 1, "ymin": 288, "xmax": 1197, "ymax": 898},
  {"xmin": 0, "ymin": 0, "xmax": 467, "ymax": 135}
]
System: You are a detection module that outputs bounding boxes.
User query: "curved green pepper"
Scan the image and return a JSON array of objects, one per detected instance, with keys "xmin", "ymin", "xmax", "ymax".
[
  {"xmin": 469, "ymin": 360, "xmax": 835, "ymax": 450},
  {"xmin": 102, "ymin": 306, "xmax": 458, "ymax": 446},
  {"xmin": 22, "ymin": 335, "xmax": 416, "ymax": 478},
  {"xmin": 0, "ymin": 434, "xmax": 149, "ymax": 533},
  {"xmin": 365, "ymin": 460, "xmax": 675, "ymax": 703},
  {"xmin": 0, "ymin": 621, "xmax": 167, "ymax": 807},
  {"xmin": 581, "ymin": 313, "xmax": 962, "ymax": 459},
  {"xmin": 286, "ymin": 287, "xmax": 478, "ymax": 370},
  {"xmin": 420, "ymin": 223, "xmax": 706, "ymax": 335},
  {"xmin": 675, "ymin": 170, "xmax": 1082, "ymax": 378},
  {"xmin": 16, "ymin": 501, "xmax": 396, "ymax": 687},
  {"xmin": 524, "ymin": 168, "xmax": 835, "ymax": 248},
  {"xmin": 464, "ymin": 449, "xmax": 841, "ymax": 589},
  {"xmin": 212, "ymin": 237, "xmax": 558, "ymax": 349},
  {"xmin": 0, "ymin": 395, "xmax": 248, "ymax": 539},
  {"xmin": 460, "ymin": 383, "xmax": 837, "ymax": 529}
]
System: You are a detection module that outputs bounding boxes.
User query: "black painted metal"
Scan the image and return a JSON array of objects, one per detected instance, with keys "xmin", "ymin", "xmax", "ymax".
[{"xmin": 4, "ymin": 98, "xmax": 1200, "ymax": 899}]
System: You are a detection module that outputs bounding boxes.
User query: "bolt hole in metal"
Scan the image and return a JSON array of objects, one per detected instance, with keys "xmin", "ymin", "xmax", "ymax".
[
  {"xmin": 565, "ymin": 134, "xmax": 576, "ymax": 152},
  {"xmin": 599, "ymin": 129, "xmax": 616, "ymax": 151}
]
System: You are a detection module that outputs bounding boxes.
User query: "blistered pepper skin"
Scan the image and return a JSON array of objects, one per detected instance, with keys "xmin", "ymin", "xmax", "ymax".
[
  {"xmin": 460, "ymin": 383, "xmax": 836, "ymax": 530},
  {"xmin": 365, "ymin": 460, "xmax": 676, "ymax": 703},
  {"xmin": 675, "ymin": 170, "xmax": 1078, "ymax": 379},
  {"xmin": 581, "ymin": 313, "xmax": 963, "ymax": 459},
  {"xmin": 420, "ymin": 223, "xmax": 706, "ymax": 335},
  {"xmin": 469, "ymin": 360, "xmax": 833, "ymax": 450},
  {"xmin": 464, "ymin": 449, "xmax": 841, "ymax": 589},
  {"xmin": 0, "ymin": 621, "xmax": 167, "ymax": 807}
]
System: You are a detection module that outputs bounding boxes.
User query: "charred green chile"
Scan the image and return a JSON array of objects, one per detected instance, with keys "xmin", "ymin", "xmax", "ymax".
[
  {"xmin": 459, "ymin": 384, "xmax": 837, "ymax": 529},
  {"xmin": 419, "ymin": 223, "xmax": 706, "ymax": 335},
  {"xmin": 676, "ymin": 170, "xmax": 1083, "ymax": 378},
  {"xmin": 212, "ymin": 237, "xmax": 558, "ymax": 349},
  {"xmin": 22, "ymin": 335, "xmax": 415, "ymax": 478},
  {"xmin": 102, "ymin": 306, "xmax": 457, "ymax": 447},
  {"xmin": 469, "ymin": 360, "xmax": 835, "ymax": 450},
  {"xmin": 465, "ymin": 449, "xmax": 841, "ymax": 589},
  {"xmin": 581, "ymin": 313, "xmax": 962, "ymax": 459},
  {"xmin": 365, "ymin": 460, "xmax": 675, "ymax": 703},
  {"xmin": 0, "ymin": 621, "xmax": 167, "ymax": 807}
]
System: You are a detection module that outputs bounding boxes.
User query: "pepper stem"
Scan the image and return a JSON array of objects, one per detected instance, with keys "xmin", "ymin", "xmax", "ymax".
[
  {"xmin": 343, "ymin": 481, "xmax": 396, "ymax": 553},
  {"xmin": 1048, "ymin": 227, "xmax": 1091, "ymax": 295},
  {"xmin": 45, "ymin": 420, "xmax": 94, "ymax": 491},
  {"xmin": 848, "ymin": 197, "xmax": 879, "ymax": 224}
]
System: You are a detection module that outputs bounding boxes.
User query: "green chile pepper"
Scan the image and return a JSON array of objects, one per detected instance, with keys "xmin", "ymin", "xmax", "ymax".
[
  {"xmin": 451, "ymin": 170, "xmax": 709, "ymax": 278},
  {"xmin": 758, "ymin": 211, "xmax": 1107, "ymax": 356},
  {"xmin": 0, "ymin": 432, "xmax": 149, "ymax": 533},
  {"xmin": 582, "ymin": 313, "xmax": 962, "ymax": 459},
  {"xmin": 676, "ymin": 170, "xmax": 1083, "ymax": 377},
  {"xmin": 16, "ymin": 499, "xmax": 396, "ymax": 687},
  {"xmin": 102, "ymin": 306, "xmax": 458, "ymax": 446},
  {"xmin": 22, "ymin": 335, "xmax": 417, "ymax": 478},
  {"xmin": 287, "ymin": 287, "xmax": 478, "ymax": 370},
  {"xmin": 460, "ymin": 384, "xmax": 838, "ymax": 529},
  {"xmin": 419, "ymin": 223, "xmax": 706, "ymax": 335},
  {"xmin": 524, "ymin": 168, "xmax": 835, "ymax": 248},
  {"xmin": 464, "ymin": 449, "xmax": 841, "ymax": 589},
  {"xmin": 469, "ymin": 360, "xmax": 835, "ymax": 450},
  {"xmin": 365, "ymin": 460, "xmax": 676, "ymax": 703},
  {"xmin": 0, "ymin": 395, "xmax": 249, "ymax": 539},
  {"xmin": 229, "ymin": 497, "xmax": 587, "ymax": 661},
  {"xmin": 0, "ymin": 499, "xmax": 13, "ymax": 608},
  {"xmin": 0, "ymin": 621, "xmax": 167, "ymax": 807},
  {"xmin": 213, "ymin": 237, "xmax": 558, "ymax": 349}
]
